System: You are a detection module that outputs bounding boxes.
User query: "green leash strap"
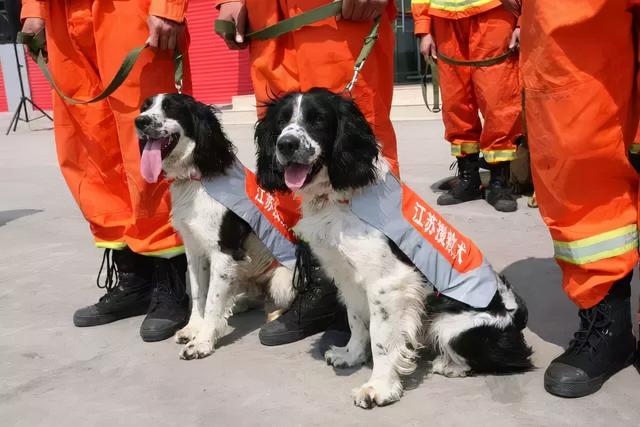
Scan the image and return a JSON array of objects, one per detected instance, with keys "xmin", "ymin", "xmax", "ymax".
[
  {"xmin": 214, "ymin": 1, "xmax": 379, "ymax": 93},
  {"xmin": 436, "ymin": 47, "xmax": 516, "ymax": 68},
  {"xmin": 422, "ymin": 56, "xmax": 441, "ymax": 113},
  {"xmin": 17, "ymin": 31, "xmax": 183, "ymax": 105},
  {"xmin": 420, "ymin": 47, "xmax": 516, "ymax": 113},
  {"xmin": 214, "ymin": 1, "xmax": 342, "ymax": 41}
]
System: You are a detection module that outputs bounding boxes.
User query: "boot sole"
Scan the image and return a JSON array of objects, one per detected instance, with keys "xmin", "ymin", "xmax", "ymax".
[
  {"xmin": 259, "ymin": 313, "xmax": 335, "ymax": 347},
  {"xmin": 544, "ymin": 353, "xmax": 637, "ymax": 398},
  {"xmin": 73, "ymin": 306, "xmax": 149, "ymax": 327},
  {"xmin": 437, "ymin": 194, "xmax": 483, "ymax": 206},
  {"xmin": 140, "ymin": 319, "xmax": 189, "ymax": 343}
]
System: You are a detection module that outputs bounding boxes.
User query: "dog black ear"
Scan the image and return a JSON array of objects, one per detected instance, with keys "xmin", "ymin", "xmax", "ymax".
[
  {"xmin": 192, "ymin": 105, "xmax": 236, "ymax": 177},
  {"xmin": 254, "ymin": 113, "xmax": 289, "ymax": 193},
  {"xmin": 328, "ymin": 96, "xmax": 379, "ymax": 190}
]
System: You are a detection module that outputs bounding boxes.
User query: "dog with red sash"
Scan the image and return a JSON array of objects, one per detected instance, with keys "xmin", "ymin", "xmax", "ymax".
[
  {"xmin": 255, "ymin": 88, "xmax": 533, "ymax": 409},
  {"xmin": 136, "ymin": 93, "xmax": 300, "ymax": 359}
]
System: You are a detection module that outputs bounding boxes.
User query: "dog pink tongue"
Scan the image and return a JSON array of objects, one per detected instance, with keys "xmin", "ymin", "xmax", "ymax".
[
  {"xmin": 284, "ymin": 164, "xmax": 311, "ymax": 191},
  {"xmin": 140, "ymin": 140, "xmax": 164, "ymax": 184}
]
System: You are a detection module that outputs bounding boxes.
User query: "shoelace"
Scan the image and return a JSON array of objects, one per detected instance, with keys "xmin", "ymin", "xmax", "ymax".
[
  {"xmin": 569, "ymin": 303, "xmax": 613, "ymax": 355},
  {"xmin": 96, "ymin": 249, "xmax": 119, "ymax": 301},
  {"xmin": 291, "ymin": 244, "xmax": 316, "ymax": 325},
  {"xmin": 149, "ymin": 259, "xmax": 186, "ymax": 311}
]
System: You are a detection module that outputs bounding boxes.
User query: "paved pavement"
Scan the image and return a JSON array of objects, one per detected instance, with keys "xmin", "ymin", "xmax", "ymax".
[{"xmin": 1, "ymin": 112, "xmax": 639, "ymax": 427}]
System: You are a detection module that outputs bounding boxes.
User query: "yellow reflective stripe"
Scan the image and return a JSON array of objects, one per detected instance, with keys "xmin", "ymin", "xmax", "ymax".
[
  {"xmin": 451, "ymin": 141, "xmax": 479, "ymax": 156},
  {"xmin": 95, "ymin": 241, "xmax": 127, "ymax": 250},
  {"xmin": 411, "ymin": 0, "xmax": 431, "ymax": 4},
  {"xmin": 142, "ymin": 245, "xmax": 186, "ymax": 257},
  {"xmin": 553, "ymin": 225, "xmax": 638, "ymax": 265},
  {"xmin": 555, "ymin": 241, "xmax": 638, "ymax": 265},
  {"xmin": 482, "ymin": 149, "xmax": 517, "ymax": 163},
  {"xmin": 431, "ymin": 0, "xmax": 495, "ymax": 11},
  {"xmin": 554, "ymin": 225, "xmax": 636, "ymax": 250},
  {"xmin": 630, "ymin": 144, "xmax": 640, "ymax": 154}
]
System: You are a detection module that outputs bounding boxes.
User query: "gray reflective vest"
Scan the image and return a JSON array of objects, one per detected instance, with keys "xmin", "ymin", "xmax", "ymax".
[
  {"xmin": 351, "ymin": 172, "xmax": 498, "ymax": 308},
  {"xmin": 202, "ymin": 159, "xmax": 299, "ymax": 270}
]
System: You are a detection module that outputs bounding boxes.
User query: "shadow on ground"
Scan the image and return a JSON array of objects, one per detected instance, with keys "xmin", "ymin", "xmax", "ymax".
[{"xmin": 0, "ymin": 209, "xmax": 43, "ymax": 227}]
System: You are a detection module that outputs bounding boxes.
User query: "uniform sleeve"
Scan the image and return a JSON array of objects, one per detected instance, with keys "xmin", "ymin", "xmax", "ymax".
[
  {"xmin": 20, "ymin": 0, "xmax": 47, "ymax": 20},
  {"xmin": 149, "ymin": 0, "xmax": 189, "ymax": 23},
  {"xmin": 411, "ymin": 0, "xmax": 432, "ymax": 36}
]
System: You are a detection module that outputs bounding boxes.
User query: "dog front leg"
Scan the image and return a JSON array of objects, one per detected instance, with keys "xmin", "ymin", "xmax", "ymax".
[
  {"xmin": 352, "ymin": 284, "xmax": 417, "ymax": 409},
  {"xmin": 179, "ymin": 253, "xmax": 236, "ymax": 360},
  {"xmin": 176, "ymin": 251, "xmax": 208, "ymax": 345},
  {"xmin": 324, "ymin": 292, "xmax": 370, "ymax": 368}
]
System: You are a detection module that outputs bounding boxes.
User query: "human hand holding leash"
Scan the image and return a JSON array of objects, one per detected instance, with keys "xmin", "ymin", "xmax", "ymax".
[
  {"xmin": 340, "ymin": 0, "xmax": 388, "ymax": 21},
  {"xmin": 147, "ymin": 15, "xmax": 184, "ymax": 50},
  {"xmin": 419, "ymin": 34, "xmax": 437, "ymax": 59},
  {"xmin": 509, "ymin": 27, "xmax": 520, "ymax": 49},
  {"xmin": 21, "ymin": 17, "xmax": 45, "ymax": 35},
  {"xmin": 218, "ymin": 1, "xmax": 248, "ymax": 49}
]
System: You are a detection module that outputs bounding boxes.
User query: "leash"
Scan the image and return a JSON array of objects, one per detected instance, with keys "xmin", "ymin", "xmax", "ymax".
[
  {"xmin": 421, "ymin": 47, "xmax": 516, "ymax": 113},
  {"xmin": 16, "ymin": 31, "xmax": 184, "ymax": 105},
  {"xmin": 214, "ymin": 0, "xmax": 379, "ymax": 93}
]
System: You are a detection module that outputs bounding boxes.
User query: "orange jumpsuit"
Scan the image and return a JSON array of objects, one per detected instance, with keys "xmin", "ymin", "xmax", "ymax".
[
  {"xmin": 217, "ymin": 0, "xmax": 399, "ymax": 175},
  {"xmin": 412, "ymin": 0, "xmax": 521, "ymax": 163},
  {"xmin": 520, "ymin": 0, "xmax": 639, "ymax": 308},
  {"xmin": 21, "ymin": 0, "xmax": 191, "ymax": 256}
]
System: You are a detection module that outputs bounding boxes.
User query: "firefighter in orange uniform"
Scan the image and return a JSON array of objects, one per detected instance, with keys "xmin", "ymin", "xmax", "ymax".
[
  {"xmin": 215, "ymin": 0, "xmax": 397, "ymax": 347},
  {"xmin": 412, "ymin": 0, "xmax": 522, "ymax": 212},
  {"xmin": 503, "ymin": 0, "xmax": 639, "ymax": 397},
  {"xmin": 20, "ymin": 0, "xmax": 193, "ymax": 342}
]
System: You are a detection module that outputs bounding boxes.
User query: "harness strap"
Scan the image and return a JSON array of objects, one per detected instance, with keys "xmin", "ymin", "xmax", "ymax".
[{"xmin": 17, "ymin": 31, "xmax": 183, "ymax": 105}]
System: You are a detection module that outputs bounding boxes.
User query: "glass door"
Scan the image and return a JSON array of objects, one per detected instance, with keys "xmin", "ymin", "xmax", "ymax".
[{"xmin": 394, "ymin": 0, "xmax": 424, "ymax": 84}]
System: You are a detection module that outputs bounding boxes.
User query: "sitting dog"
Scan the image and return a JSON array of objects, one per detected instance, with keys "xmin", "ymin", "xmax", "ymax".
[
  {"xmin": 135, "ymin": 93, "xmax": 296, "ymax": 359},
  {"xmin": 254, "ymin": 88, "xmax": 533, "ymax": 409}
]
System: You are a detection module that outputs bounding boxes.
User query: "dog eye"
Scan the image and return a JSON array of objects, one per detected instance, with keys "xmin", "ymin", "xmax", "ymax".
[{"xmin": 277, "ymin": 119, "xmax": 288, "ymax": 128}]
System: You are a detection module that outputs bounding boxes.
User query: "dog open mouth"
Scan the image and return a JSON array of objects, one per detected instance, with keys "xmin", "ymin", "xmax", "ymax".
[
  {"xmin": 139, "ymin": 134, "xmax": 178, "ymax": 184},
  {"xmin": 284, "ymin": 162, "xmax": 321, "ymax": 191}
]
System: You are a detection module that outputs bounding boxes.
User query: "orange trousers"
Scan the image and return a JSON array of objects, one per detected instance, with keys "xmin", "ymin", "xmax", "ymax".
[
  {"xmin": 521, "ymin": 0, "xmax": 639, "ymax": 308},
  {"xmin": 433, "ymin": 6, "xmax": 521, "ymax": 162},
  {"xmin": 34, "ymin": 0, "xmax": 191, "ymax": 256},
  {"xmin": 245, "ymin": 0, "xmax": 399, "ymax": 175}
]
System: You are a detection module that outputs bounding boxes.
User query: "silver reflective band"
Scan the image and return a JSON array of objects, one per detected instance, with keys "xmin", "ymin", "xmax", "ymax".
[
  {"xmin": 202, "ymin": 159, "xmax": 297, "ymax": 270},
  {"xmin": 351, "ymin": 173, "xmax": 498, "ymax": 308},
  {"xmin": 553, "ymin": 225, "xmax": 638, "ymax": 265}
]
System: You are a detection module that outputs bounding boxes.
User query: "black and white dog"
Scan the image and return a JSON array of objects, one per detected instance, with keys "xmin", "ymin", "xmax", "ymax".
[
  {"xmin": 136, "ymin": 93, "xmax": 295, "ymax": 360},
  {"xmin": 255, "ymin": 88, "xmax": 533, "ymax": 409}
]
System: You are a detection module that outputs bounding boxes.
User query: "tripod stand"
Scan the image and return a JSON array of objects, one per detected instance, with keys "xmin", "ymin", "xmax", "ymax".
[{"xmin": 5, "ymin": 40, "xmax": 52, "ymax": 135}]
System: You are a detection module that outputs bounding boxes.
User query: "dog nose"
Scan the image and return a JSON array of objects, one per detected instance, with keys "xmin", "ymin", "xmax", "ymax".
[
  {"xmin": 277, "ymin": 134, "xmax": 300, "ymax": 157},
  {"xmin": 135, "ymin": 115, "xmax": 152, "ymax": 130}
]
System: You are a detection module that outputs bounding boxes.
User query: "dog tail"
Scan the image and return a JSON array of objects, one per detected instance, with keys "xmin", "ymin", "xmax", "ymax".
[{"xmin": 452, "ymin": 324, "xmax": 534, "ymax": 375}]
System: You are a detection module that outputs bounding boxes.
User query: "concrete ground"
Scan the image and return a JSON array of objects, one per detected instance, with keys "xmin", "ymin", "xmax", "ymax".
[{"xmin": 1, "ymin": 111, "xmax": 639, "ymax": 427}]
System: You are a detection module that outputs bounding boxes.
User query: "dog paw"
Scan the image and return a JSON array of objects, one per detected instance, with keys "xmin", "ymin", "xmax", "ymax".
[
  {"xmin": 324, "ymin": 345, "xmax": 367, "ymax": 369},
  {"xmin": 352, "ymin": 380, "xmax": 402, "ymax": 409},
  {"xmin": 431, "ymin": 356, "xmax": 470, "ymax": 378},
  {"xmin": 175, "ymin": 323, "xmax": 200, "ymax": 344},
  {"xmin": 179, "ymin": 339, "xmax": 214, "ymax": 360}
]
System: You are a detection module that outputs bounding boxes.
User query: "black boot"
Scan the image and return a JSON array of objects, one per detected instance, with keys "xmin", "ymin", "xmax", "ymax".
[
  {"xmin": 437, "ymin": 154, "xmax": 483, "ymax": 206},
  {"xmin": 139, "ymin": 254, "xmax": 190, "ymax": 342},
  {"xmin": 74, "ymin": 249, "xmax": 154, "ymax": 327},
  {"xmin": 544, "ymin": 274, "xmax": 637, "ymax": 398},
  {"xmin": 486, "ymin": 161, "xmax": 518, "ymax": 212},
  {"xmin": 318, "ymin": 304, "xmax": 351, "ymax": 355},
  {"xmin": 259, "ymin": 243, "xmax": 339, "ymax": 346}
]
